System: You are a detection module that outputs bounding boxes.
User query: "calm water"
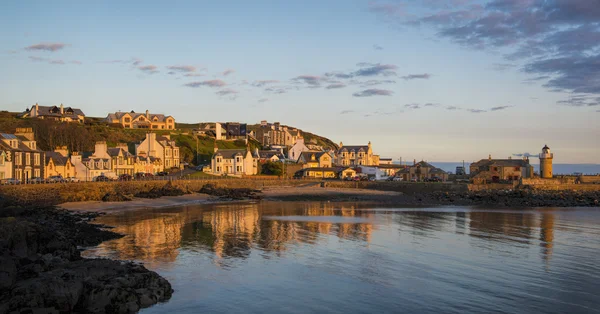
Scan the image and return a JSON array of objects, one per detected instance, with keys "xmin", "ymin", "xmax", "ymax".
[{"xmin": 84, "ymin": 202, "xmax": 600, "ymax": 314}]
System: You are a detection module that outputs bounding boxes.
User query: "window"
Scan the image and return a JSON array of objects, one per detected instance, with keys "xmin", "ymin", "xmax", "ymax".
[
  {"xmin": 34, "ymin": 153, "xmax": 40, "ymax": 165},
  {"xmin": 0, "ymin": 155, "xmax": 4, "ymax": 165},
  {"xmin": 26, "ymin": 153, "xmax": 31, "ymax": 165},
  {"xmin": 14, "ymin": 152, "xmax": 21, "ymax": 165},
  {"xmin": 124, "ymin": 117, "xmax": 131, "ymax": 123},
  {"xmin": 161, "ymin": 126, "xmax": 164, "ymax": 129},
  {"xmin": 216, "ymin": 166, "xmax": 221, "ymax": 172},
  {"xmin": 34, "ymin": 169, "xmax": 40, "ymax": 177},
  {"xmin": 0, "ymin": 172, "xmax": 4, "ymax": 179},
  {"xmin": 49, "ymin": 163, "xmax": 53, "ymax": 170},
  {"xmin": 236, "ymin": 166, "xmax": 241, "ymax": 172},
  {"xmin": 514, "ymin": 167, "xmax": 520, "ymax": 171},
  {"xmin": 152, "ymin": 125, "xmax": 158, "ymax": 129}
]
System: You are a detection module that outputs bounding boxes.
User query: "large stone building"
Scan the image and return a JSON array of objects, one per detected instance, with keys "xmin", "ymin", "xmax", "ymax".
[
  {"xmin": 395, "ymin": 160, "xmax": 449, "ymax": 182},
  {"xmin": 21, "ymin": 103, "xmax": 85, "ymax": 123},
  {"xmin": 106, "ymin": 110, "xmax": 175, "ymax": 130},
  {"xmin": 254, "ymin": 121, "xmax": 299, "ymax": 147},
  {"xmin": 210, "ymin": 146, "xmax": 258, "ymax": 176},
  {"xmin": 136, "ymin": 133, "xmax": 180, "ymax": 170},
  {"xmin": 470, "ymin": 155, "xmax": 534, "ymax": 183},
  {"xmin": 336, "ymin": 142, "xmax": 378, "ymax": 166},
  {"xmin": 108, "ymin": 144, "xmax": 136, "ymax": 176},
  {"xmin": 0, "ymin": 128, "xmax": 45, "ymax": 181}
]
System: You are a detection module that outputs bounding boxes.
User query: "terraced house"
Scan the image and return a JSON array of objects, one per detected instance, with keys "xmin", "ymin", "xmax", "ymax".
[
  {"xmin": 45, "ymin": 146, "xmax": 75, "ymax": 179},
  {"xmin": 136, "ymin": 133, "xmax": 180, "ymax": 170},
  {"xmin": 108, "ymin": 144, "xmax": 135, "ymax": 176},
  {"xmin": 106, "ymin": 110, "xmax": 175, "ymax": 130},
  {"xmin": 0, "ymin": 128, "xmax": 45, "ymax": 181}
]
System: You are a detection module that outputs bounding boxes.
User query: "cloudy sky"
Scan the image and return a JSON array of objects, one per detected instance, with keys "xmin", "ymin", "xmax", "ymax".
[{"xmin": 1, "ymin": 0, "xmax": 599, "ymax": 163}]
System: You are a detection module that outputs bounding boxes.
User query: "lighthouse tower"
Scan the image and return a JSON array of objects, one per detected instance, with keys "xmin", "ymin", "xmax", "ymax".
[{"xmin": 539, "ymin": 145, "xmax": 553, "ymax": 179}]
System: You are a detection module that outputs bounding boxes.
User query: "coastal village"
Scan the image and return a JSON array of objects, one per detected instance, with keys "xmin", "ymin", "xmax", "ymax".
[{"xmin": 0, "ymin": 103, "xmax": 596, "ymax": 185}]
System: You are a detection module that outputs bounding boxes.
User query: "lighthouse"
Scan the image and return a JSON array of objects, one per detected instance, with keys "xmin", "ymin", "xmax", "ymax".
[{"xmin": 539, "ymin": 145, "xmax": 553, "ymax": 179}]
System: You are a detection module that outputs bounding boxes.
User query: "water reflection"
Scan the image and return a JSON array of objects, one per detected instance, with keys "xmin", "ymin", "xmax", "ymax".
[{"xmin": 83, "ymin": 203, "xmax": 600, "ymax": 314}]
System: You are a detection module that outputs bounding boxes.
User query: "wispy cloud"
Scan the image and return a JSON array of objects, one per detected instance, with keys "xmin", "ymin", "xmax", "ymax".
[
  {"xmin": 353, "ymin": 63, "xmax": 398, "ymax": 77},
  {"xmin": 138, "ymin": 65, "xmax": 159, "ymax": 74},
  {"xmin": 215, "ymin": 88, "xmax": 238, "ymax": 96},
  {"xmin": 402, "ymin": 73, "xmax": 431, "ymax": 80},
  {"xmin": 28, "ymin": 56, "xmax": 80, "ymax": 65},
  {"xmin": 25, "ymin": 42, "xmax": 67, "ymax": 52},
  {"xmin": 492, "ymin": 63, "xmax": 517, "ymax": 71},
  {"xmin": 490, "ymin": 105, "xmax": 513, "ymax": 111},
  {"xmin": 446, "ymin": 106, "xmax": 460, "ymax": 110},
  {"xmin": 340, "ymin": 110, "xmax": 355, "ymax": 114},
  {"xmin": 184, "ymin": 79, "xmax": 227, "ymax": 88},
  {"xmin": 513, "ymin": 152, "xmax": 536, "ymax": 158},
  {"xmin": 222, "ymin": 69, "xmax": 235, "ymax": 76},
  {"xmin": 424, "ymin": 103, "xmax": 439, "ymax": 107},
  {"xmin": 166, "ymin": 65, "xmax": 196, "ymax": 73},
  {"xmin": 373, "ymin": 44, "xmax": 384, "ymax": 50},
  {"xmin": 258, "ymin": 98, "xmax": 269, "ymax": 103},
  {"xmin": 326, "ymin": 83, "xmax": 347, "ymax": 89},
  {"xmin": 359, "ymin": 79, "xmax": 396, "ymax": 87},
  {"xmin": 252, "ymin": 80, "xmax": 279, "ymax": 87},
  {"xmin": 184, "ymin": 73, "xmax": 205, "ymax": 77},
  {"xmin": 467, "ymin": 109, "xmax": 486, "ymax": 113},
  {"xmin": 352, "ymin": 89, "xmax": 393, "ymax": 97},
  {"xmin": 405, "ymin": 103, "xmax": 421, "ymax": 109},
  {"xmin": 292, "ymin": 75, "xmax": 322, "ymax": 86}
]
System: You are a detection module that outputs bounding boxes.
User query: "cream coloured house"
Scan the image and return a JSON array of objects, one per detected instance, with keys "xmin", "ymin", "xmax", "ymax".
[
  {"xmin": 336, "ymin": 142, "xmax": 377, "ymax": 166},
  {"xmin": 21, "ymin": 103, "xmax": 85, "ymax": 123},
  {"xmin": 106, "ymin": 110, "xmax": 175, "ymax": 130},
  {"xmin": 135, "ymin": 133, "xmax": 180, "ymax": 170},
  {"xmin": 45, "ymin": 146, "xmax": 76, "ymax": 179},
  {"xmin": 210, "ymin": 147, "xmax": 257, "ymax": 176},
  {"xmin": 297, "ymin": 151, "xmax": 334, "ymax": 169},
  {"xmin": 0, "ymin": 148, "xmax": 13, "ymax": 180},
  {"xmin": 288, "ymin": 137, "xmax": 310, "ymax": 161}
]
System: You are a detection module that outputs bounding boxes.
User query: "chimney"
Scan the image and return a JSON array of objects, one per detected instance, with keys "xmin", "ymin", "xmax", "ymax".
[
  {"xmin": 146, "ymin": 110, "xmax": 150, "ymax": 118},
  {"xmin": 339, "ymin": 141, "xmax": 343, "ymax": 148},
  {"xmin": 95, "ymin": 141, "xmax": 107, "ymax": 156},
  {"xmin": 55, "ymin": 146, "xmax": 69, "ymax": 157},
  {"xmin": 413, "ymin": 159, "xmax": 416, "ymax": 166},
  {"xmin": 60, "ymin": 103, "xmax": 64, "ymax": 114},
  {"xmin": 35, "ymin": 103, "xmax": 39, "ymax": 115},
  {"xmin": 15, "ymin": 128, "xmax": 35, "ymax": 141},
  {"xmin": 488, "ymin": 154, "xmax": 492, "ymax": 160}
]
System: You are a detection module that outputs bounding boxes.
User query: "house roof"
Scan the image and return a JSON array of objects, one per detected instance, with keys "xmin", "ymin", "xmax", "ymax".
[
  {"xmin": 298, "ymin": 151, "xmax": 330, "ymax": 163},
  {"xmin": 107, "ymin": 147, "xmax": 133, "ymax": 157},
  {"xmin": 258, "ymin": 150, "xmax": 283, "ymax": 159},
  {"xmin": 29, "ymin": 105, "xmax": 85, "ymax": 117},
  {"xmin": 472, "ymin": 159, "xmax": 530, "ymax": 168},
  {"xmin": 107, "ymin": 111, "xmax": 173, "ymax": 123},
  {"xmin": 338, "ymin": 145, "xmax": 368, "ymax": 153},
  {"xmin": 213, "ymin": 149, "xmax": 248, "ymax": 159},
  {"xmin": 45, "ymin": 151, "xmax": 70, "ymax": 166}
]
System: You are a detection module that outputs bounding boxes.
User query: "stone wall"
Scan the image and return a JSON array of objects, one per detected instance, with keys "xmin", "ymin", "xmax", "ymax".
[
  {"xmin": 323, "ymin": 181, "xmax": 468, "ymax": 194},
  {"xmin": 580, "ymin": 175, "xmax": 600, "ymax": 184},
  {"xmin": 521, "ymin": 177, "xmax": 575, "ymax": 185},
  {"xmin": 467, "ymin": 183, "xmax": 517, "ymax": 191}
]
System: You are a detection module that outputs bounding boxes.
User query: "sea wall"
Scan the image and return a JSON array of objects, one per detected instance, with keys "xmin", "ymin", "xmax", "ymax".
[
  {"xmin": 0, "ymin": 179, "xmax": 310, "ymax": 206},
  {"xmin": 521, "ymin": 177, "xmax": 576, "ymax": 185},
  {"xmin": 323, "ymin": 181, "xmax": 468, "ymax": 194}
]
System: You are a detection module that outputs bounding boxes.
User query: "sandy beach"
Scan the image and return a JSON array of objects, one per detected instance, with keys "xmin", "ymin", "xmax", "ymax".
[{"xmin": 59, "ymin": 186, "xmax": 403, "ymax": 212}]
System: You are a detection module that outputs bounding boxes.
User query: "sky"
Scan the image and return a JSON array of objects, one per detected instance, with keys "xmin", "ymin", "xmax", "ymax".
[{"xmin": 1, "ymin": 0, "xmax": 599, "ymax": 163}]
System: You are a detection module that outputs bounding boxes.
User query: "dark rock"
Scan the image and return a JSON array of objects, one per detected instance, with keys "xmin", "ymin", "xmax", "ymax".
[
  {"xmin": 102, "ymin": 192, "xmax": 134, "ymax": 202},
  {"xmin": 199, "ymin": 183, "xmax": 262, "ymax": 200}
]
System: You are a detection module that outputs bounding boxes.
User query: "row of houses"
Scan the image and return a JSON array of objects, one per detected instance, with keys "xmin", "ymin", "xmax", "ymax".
[{"xmin": 0, "ymin": 129, "xmax": 181, "ymax": 182}]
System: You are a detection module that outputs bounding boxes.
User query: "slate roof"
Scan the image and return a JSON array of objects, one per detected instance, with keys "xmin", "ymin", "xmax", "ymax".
[
  {"xmin": 28, "ymin": 105, "xmax": 85, "ymax": 117},
  {"xmin": 107, "ymin": 111, "xmax": 172, "ymax": 122},
  {"xmin": 45, "ymin": 151, "xmax": 70, "ymax": 166},
  {"xmin": 338, "ymin": 145, "xmax": 368, "ymax": 153},
  {"xmin": 471, "ymin": 159, "xmax": 530, "ymax": 168},
  {"xmin": 213, "ymin": 149, "xmax": 248, "ymax": 159},
  {"xmin": 298, "ymin": 151, "xmax": 329, "ymax": 163},
  {"xmin": 107, "ymin": 147, "xmax": 133, "ymax": 157},
  {"xmin": 258, "ymin": 150, "xmax": 284, "ymax": 159}
]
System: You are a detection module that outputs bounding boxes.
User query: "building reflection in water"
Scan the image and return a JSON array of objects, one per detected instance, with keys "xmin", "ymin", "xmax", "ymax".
[{"xmin": 91, "ymin": 202, "xmax": 558, "ymax": 268}]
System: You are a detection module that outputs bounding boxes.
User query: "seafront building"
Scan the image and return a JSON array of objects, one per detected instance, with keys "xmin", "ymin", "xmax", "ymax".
[
  {"xmin": 336, "ymin": 142, "xmax": 378, "ymax": 166},
  {"xmin": 45, "ymin": 147, "xmax": 76, "ymax": 179},
  {"xmin": 394, "ymin": 160, "xmax": 449, "ymax": 182},
  {"xmin": 209, "ymin": 145, "xmax": 258, "ymax": 176},
  {"xmin": 470, "ymin": 155, "xmax": 534, "ymax": 183},
  {"xmin": 136, "ymin": 133, "xmax": 180, "ymax": 170},
  {"xmin": 0, "ymin": 128, "xmax": 45, "ymax": 181}
]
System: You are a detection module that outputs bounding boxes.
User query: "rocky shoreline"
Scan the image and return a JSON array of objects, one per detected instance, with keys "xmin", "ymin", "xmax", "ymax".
[{"xmin": 0, "ymin": 202, "xmax": 173, "ymax": 313}]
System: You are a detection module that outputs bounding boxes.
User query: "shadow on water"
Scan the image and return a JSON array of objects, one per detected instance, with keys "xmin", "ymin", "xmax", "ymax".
[{"xmin": 83, "ymin": 202, "xmax": 600, "ymax": 314}]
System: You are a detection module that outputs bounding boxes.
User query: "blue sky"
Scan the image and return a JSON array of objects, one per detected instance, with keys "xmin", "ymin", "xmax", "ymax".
[{"xmin": 1, "ymin": 0, "xmax": 599, "ymax": 163}]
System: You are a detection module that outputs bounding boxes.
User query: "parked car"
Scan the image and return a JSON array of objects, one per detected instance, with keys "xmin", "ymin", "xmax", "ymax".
[
  {"xmin": 156, "ymin": 171, "xmax": 169, "ymax": 176},
  {"xmin": 47, "ymin": 175, "xmax": 65, "ymax": 183},
  {"xmin": 94, "ymin": 175, "xmax": 110, "ymax": 182},
  {"xmin": 144, "ymin": 173, "xmax": 154, "ymax": 178},
  {"xmin": 28, "ymin": 177, "xmax": 45, "ymax": 184},
  {"xmin": 3, "ymin": 178, "xmax": 21, "ymax": 185},
  {"xmin": 118, "ymin": 174, "xmax": 133, "ymax": 181},
  {"xmin": 65, "ymin": 177, "xmax": 80, "ymax": 183},
  {"xmin": 393, "ymin": 177, "xmax": 403, "ymax": 182}
]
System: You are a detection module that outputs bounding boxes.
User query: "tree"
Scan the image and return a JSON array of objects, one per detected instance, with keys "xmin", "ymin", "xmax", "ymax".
[{"xmin": 261, "ymin": 161, "xmax": 282, "ymax": 176}]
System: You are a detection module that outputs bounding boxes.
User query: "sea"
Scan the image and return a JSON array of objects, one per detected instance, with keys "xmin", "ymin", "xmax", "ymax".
[
  {"xmin": 83, "ymin": 202, "xmax": 600, "ymax": 314},
  {"xmin": 429, "ymin": 162, "xmax": 600, "ymax": 175}
]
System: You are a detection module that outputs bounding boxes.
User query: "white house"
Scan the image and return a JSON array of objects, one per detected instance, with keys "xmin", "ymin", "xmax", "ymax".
[
  {"xmin": 0, "ymin": 149, "xmax": 13, "ymax": 180},
  {"xmin": 288, "ymin": 137, "xmax": 311, "ymax": 161},
  {"xmin": 210, "ymin": 147, "xmax": 257, "ymax": 176}
]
